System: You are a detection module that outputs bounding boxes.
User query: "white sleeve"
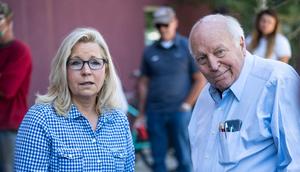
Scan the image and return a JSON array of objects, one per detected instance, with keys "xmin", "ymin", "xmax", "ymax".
[
  {"xmin": 245, "ymin": 35, "xmax": 252, "ymax": 49},
  {"xmin": 116, "ymin": 76, "xmax": 129, "ymax": 113},
  {"xmin": 274, "ymin": 34, "xmax": 292, "ymax": 60}
]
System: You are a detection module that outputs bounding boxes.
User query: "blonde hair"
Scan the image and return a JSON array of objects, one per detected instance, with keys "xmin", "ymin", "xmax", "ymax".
[{"xmin": 36, "ymin": 27, "xmax": 124, "ymax": 115}]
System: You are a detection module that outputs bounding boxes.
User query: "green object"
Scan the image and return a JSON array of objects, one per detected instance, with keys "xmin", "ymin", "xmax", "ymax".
[{"xmin": 128, "ymin": 105, "xmax": 139, "ymax": 117}]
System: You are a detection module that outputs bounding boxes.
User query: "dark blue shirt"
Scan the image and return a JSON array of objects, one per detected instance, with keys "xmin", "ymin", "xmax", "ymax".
[{"xmin": 141, "ymin": 34, "xmax": 199, "ymax": 112}]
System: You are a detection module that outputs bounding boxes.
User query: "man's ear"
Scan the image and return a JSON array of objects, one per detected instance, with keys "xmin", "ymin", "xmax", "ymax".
[
  {"xmin": 240, "ymin": 36, "xmax": 246, "ymax": 56},
  {"xmin": 173, "ymin": 18, "xmax": 179, "ymax": 29}
]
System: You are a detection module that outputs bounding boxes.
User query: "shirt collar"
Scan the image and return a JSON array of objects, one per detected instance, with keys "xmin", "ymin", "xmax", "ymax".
[
  {"xmin": 67, "ymin": 104, "xmax": 116, "ymax": 124},
  {"xmin": 230, "ymin": 51, "xmax": 253, "ymax": 101},
  {"xmin": 209, "ymin": 51, "xmax": 253, "ymax": 103},
  {"xmin": 173, "ymin": 33, "xmax": 181, "ymax": 46},
  {"xmin": 209, "ymin": 86, "xmax": 231, "ymax": 104},
  {"xmin": 67, "ymin": 104, "xmax": 82, "ymax": 119},
  {"xmin": 157, "ymin": 33, "xmax": 180, "ymax": 48}
]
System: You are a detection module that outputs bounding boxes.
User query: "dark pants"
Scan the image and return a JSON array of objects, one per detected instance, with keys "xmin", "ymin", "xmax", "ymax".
[
  {"xmin": 0, "ymin": 131, "xmax": 17, "ymax": 172},
  {"xmin": 146, "ymin": 110, "xmax": 192, "ymax": 172}
]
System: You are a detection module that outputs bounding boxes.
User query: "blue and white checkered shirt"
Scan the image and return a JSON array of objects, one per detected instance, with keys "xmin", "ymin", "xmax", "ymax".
[{"xmin": 15, "ymin": 103, "xmax": 135, "ymax": 171}]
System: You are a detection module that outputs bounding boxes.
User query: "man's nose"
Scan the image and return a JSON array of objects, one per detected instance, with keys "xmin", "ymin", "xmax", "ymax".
[{"xmin": 208, "ymin": 56, "xmax": 219, "ymax": 71}]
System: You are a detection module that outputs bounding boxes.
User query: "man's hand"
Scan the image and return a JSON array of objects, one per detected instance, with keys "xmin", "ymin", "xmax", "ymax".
[
  {"xmin": 134, "ymin": 113, "xmax": 146, "ymax": 128},
  {"xmin": 180, "ymin": 102, "xmax": 192, "ymax": 112}
]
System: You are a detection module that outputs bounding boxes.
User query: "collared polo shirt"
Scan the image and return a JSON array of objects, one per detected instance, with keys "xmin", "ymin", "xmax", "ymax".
[{"xmin": 141, "ymin": 34, "xmax": 199, "ymax": 113}]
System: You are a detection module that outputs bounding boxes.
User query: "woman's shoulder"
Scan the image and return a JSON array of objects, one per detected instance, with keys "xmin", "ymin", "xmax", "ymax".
[
  {"xmin": 25, "ymin": 103, "xmax": 56, "ymax": 121},
  {"xmin": 275, "ymin": 33, "xmax": 289, "ymax": 42},
  {"xmin": 274, "ymin": 33, "xmax": 291, "ymax": 55},
  {"xmin": 245, "ymin": 35, "xmax": 253, "ymax": 46},
  {"xmin": 29, "ymin": 103, "xmax": 54, "ymax": 113},
  {"xmin": 103, "ymin": 108, "xmax": 129, "ymax": 124}
]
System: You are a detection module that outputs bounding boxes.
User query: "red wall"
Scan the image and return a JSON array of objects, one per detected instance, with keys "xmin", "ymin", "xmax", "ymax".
[{"xmin": 2, "ymin": 0, "xmax": 209, "ymax": 106}]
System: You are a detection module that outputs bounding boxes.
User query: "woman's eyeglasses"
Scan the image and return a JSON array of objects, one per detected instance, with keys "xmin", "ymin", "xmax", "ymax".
[{"xmin": 67, "ymin": 58, "xmax": 108, "ymax": 70}]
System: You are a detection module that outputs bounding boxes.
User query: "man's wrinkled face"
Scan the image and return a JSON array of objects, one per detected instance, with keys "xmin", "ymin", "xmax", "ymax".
[{"xmin": 190, "ymin": 21, "xmax": 245, "ymax": 92}]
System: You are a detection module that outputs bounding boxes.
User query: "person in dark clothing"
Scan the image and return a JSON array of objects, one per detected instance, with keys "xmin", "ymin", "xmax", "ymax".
[{"xmin": 137, "ymin": 6, "xmax": 206, "ymax": 172}]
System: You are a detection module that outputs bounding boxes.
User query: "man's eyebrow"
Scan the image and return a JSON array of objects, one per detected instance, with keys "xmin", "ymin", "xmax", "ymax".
[
  {"xmin": 194, "ymin": 52, "xmax": 207, "ymax": 58},
  {"xmin": 197, "ymin": 52, "xmax": 206, "ymax": 55},
  {"xmin": 214, "ymin": 44, "xmax": 226, "ymax": 50},
  {"xmin": 195, "ymin": 45, "xmax": 226, "ymax": 55}
]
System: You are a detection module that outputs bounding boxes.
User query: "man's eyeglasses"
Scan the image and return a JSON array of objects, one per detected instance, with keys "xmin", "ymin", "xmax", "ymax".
[
  {"xmin": 155, "ymin": 23, "xmax": 169, "ymax": 29},
  {"xmin": 67, "ymin": 58, "xmax": 108, "ymax": 70}
]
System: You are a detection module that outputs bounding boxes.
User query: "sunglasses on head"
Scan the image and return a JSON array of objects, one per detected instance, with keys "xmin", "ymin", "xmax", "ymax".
[{"xmin": 155, "ymin": 23, "xmax": 169, "ymax": 29}]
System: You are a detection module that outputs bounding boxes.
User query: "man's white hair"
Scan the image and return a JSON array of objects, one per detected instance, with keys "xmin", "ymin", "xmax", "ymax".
[{"xmin": 189, "ymin": 14, "xmax": 245, "ymax": 55}]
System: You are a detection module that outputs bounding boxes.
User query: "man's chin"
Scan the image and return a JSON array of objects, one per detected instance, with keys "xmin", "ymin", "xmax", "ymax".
[{"xmin": 214, "ymin": 83, "xmax": 230, "ymax": 92}]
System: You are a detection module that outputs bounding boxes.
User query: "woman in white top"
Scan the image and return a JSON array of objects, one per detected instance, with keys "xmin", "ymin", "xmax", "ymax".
[{"xmin": 246, "ymin": 9, "xmax": 291, "ymax": 63}]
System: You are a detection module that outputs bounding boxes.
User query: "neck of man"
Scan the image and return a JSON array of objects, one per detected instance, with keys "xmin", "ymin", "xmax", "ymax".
[
  {"xmin": 0, "ymin": 20, "xmax": 14, "ymax": 44},
  {"xmin": 0, "ymin": 30, "xmax": 14, "ymax": 45},
  {"xmin": 161, "ymin": 33, "xmax": 176, "ymax": 42}
]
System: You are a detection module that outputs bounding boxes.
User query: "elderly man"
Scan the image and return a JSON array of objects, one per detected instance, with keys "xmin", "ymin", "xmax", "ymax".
[
  {"xmin": 137, "ymin": 6, "xmax": 206, "ymax": 172},
  {"xmin": 188, "ymin": 14, "xmax": 300, "ymax": 171}
]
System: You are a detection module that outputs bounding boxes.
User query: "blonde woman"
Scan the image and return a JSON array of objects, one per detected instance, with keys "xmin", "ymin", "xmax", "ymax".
[{"xmin": 15, "ymin": 28, "xmax": 134, "ymax": 171}]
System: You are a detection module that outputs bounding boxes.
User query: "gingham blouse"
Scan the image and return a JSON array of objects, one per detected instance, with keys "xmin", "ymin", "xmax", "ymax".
[{"xmin": 15, "ymin": 103, "xmax": 135, "ymax": 171}]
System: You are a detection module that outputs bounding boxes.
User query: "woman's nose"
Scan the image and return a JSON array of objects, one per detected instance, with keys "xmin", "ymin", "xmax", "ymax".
[{"xmin": 81, "ymin": 63, "xmax": 92, "ymax": 74}]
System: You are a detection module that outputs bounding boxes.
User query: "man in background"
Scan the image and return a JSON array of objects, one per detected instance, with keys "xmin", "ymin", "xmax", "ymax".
[
  {"xmin": 137, "ymin": 6, "xmax": 206, "ymax": 172},
  {"xmin": 0, "ymin": 2, "xmax": 32, "ymax": 171}
]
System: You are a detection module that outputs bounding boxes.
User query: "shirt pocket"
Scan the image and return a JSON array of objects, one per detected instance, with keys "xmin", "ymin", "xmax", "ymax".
[
  {"xmin": 218, "ymin": 131, "xmax": 241, "ymax": 164},
  {"xmin": 57, "ymin": 147, "xmax": 83, "ymax": 172},
  {"xmin": 111, "ymin": 148, "xmax": 127, "ymax": 172}
]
